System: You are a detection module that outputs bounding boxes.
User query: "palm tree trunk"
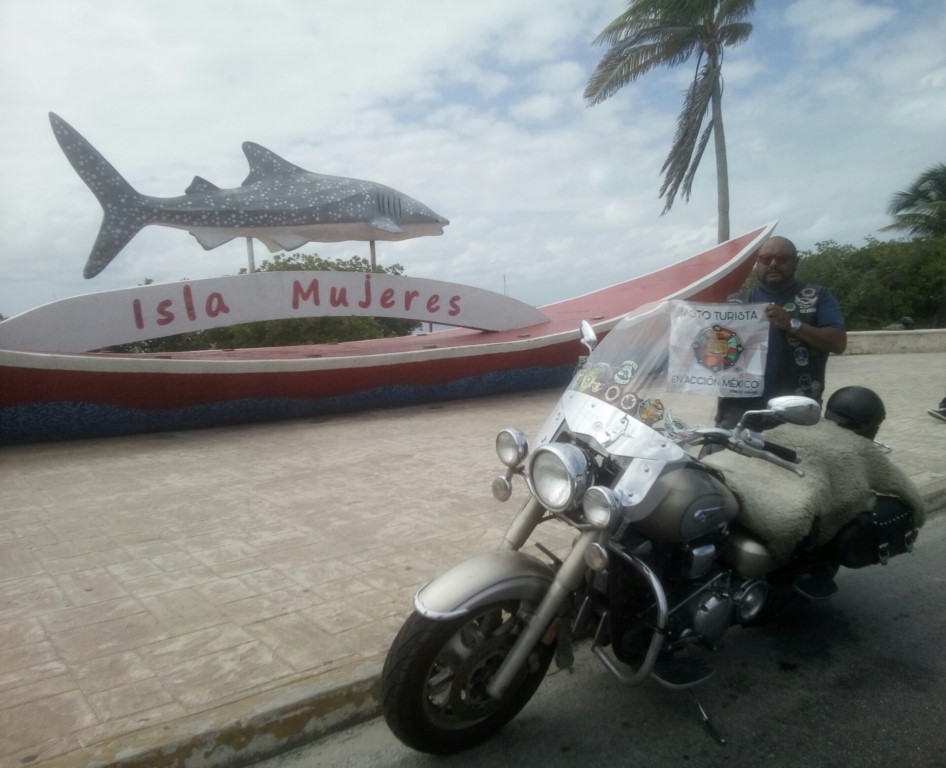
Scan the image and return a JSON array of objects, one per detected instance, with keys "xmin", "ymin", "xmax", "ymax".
[{"xmin": 711, "ymin": 77, "xmax": 730, "ymax": 243}]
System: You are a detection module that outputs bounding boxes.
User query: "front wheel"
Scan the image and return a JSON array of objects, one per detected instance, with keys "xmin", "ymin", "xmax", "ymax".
[{"xmin": 381, "ymin": 600, "xmax": 555, "ymax": 754}]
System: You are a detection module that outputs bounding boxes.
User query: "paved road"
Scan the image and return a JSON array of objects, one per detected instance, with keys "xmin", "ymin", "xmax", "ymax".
[{"xmin": 255, "ymin": 515, "xmax": 946, "ymax": 768}]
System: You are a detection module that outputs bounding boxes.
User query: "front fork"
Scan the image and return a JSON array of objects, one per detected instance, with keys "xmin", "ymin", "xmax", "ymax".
[
  {"xmin": 498, "ymin": 496, "xmax": 546, "ymax": 552},
  {"xmin": 489, "ymin": 496, "xmax": 670, "ymax": 696},
  {"xmin": 487, "ymin": 494, "xmax": 599, "ymax": 699}
]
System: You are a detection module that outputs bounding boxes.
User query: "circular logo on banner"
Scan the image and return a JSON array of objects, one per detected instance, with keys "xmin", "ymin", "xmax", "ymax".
[{"xmin": 692, "ymin": 326, "xmax": 744, "ymax": 372}]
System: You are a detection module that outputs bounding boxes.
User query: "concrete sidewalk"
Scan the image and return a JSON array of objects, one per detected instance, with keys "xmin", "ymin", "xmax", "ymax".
[{"xmin": 2, "ymin": 352, "xmax": 944, "ymax": 768}]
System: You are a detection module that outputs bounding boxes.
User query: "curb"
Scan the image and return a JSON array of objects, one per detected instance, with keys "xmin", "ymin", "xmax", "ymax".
[
  {"xmin": 40, "ymin": 661, "xmax": 384, "ymax": 768},
  {"xmin": 41, "ymin": 488, "xmax": 946, "ymax": 768}
]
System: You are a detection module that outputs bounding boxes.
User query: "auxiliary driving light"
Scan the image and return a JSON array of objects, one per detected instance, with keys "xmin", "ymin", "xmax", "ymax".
[
  {"xmin": 496, "ymin": 428, "xmax": 530, "ymax": 467},
  {"xmin": 583, "ymin": 486, "xmax": 620, "ymax": 529}
]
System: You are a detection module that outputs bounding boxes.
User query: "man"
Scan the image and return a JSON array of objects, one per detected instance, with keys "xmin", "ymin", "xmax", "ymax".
[{"xmin": 715, "ymin": 236, "xmax": 847, "ymax": 428}]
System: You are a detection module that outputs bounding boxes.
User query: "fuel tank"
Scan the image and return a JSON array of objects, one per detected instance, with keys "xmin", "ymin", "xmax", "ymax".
[{"xmin": 632, "ymin": 466, "xmax": 739, "ymax": 543}]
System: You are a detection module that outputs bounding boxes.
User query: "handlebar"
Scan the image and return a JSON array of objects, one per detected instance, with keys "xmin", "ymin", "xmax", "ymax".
[
  {"xmin": 760, "ymin": 439, "xmax": 800, "ymax": 464},
  {"xmin": 686, "ymin": 426, "xmax": 804, "ymax": 476}
]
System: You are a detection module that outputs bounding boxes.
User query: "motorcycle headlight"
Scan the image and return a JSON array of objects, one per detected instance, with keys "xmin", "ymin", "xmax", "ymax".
[
  {"xmin": 583, "ymin": 486, "xmax": 620, "ymax": 529},
  {"xmin": 529, "ymin": 443, "xmax": 592, "ymax": 512},
  {"xmin": 496, "ymin": 428, "xmax": 530, "ymax": 467}
]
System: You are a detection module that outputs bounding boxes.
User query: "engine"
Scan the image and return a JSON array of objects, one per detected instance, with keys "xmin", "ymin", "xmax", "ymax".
[{"xmin": 606, "ymin": 536, "xmax": 770, "ymax": 664}]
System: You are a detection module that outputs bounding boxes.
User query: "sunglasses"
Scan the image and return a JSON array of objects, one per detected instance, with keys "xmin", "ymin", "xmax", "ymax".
[{"xmin": 757, "ymin": 254, "xmax": 794, "ymax": 266}]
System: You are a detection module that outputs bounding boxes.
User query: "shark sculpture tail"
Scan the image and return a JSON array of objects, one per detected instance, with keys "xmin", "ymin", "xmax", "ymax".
[{"xmin": 49, "ymin": 113, "xmax": 152, "ymax": 278}]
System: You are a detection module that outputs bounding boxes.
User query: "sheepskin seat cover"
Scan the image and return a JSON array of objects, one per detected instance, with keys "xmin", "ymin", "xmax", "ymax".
[{"xmin": 703, "ymin": 420, "xmax": 926, "ymax": 563}]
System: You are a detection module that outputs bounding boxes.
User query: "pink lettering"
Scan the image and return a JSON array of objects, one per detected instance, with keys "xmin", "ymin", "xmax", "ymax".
[
  {"xmin": 292, "ymin": 279, "xmax": 320, "ymax": 308},
  {"xmin": 205, "ymin": 292, "xmax": 230, "ymax": 317},
  {"xmin": 358, "ymin": 274, "xmax": 372, "ymax": 308},
  {"xmin": 183, "ymin": 284, "xmax": 197, "ymax": 321},
  {"xmin": 330, "ymin": 287, "xmax": 349, "ymax": 307},
  {"xmin": 156, "ymin": 299, "xmax": 174, "ymax": 326}
]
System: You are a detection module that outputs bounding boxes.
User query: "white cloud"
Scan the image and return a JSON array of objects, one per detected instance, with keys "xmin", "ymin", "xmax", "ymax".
[{"xmin": 786, "ymin": 0, "xmax": 898, "ymax": 48}]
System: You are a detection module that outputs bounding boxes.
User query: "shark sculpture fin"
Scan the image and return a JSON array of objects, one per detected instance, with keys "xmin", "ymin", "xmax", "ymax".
[
  {"xmin": 241, "ymin": 142, "xmax": 308, "ymax": 186},
  {"xmin": 185, "ymin": 176, "xmax": 220, "ymax": 195},
  {"xmin": 369, "ymin": 216, "xmax": 404, "ymax": 234},
  {"xmin": 268, "ymin": 234, "xmax": 310, "ymax": 251},
  {"xmin": 189, "ymin": 229, "xmax": 237, "ymax": 250}
]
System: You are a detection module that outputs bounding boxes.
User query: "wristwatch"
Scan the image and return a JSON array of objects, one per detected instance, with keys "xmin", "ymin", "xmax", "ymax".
[{"xmin": 789, "ymin": 318, "xmax": 802, "ymax": 335}]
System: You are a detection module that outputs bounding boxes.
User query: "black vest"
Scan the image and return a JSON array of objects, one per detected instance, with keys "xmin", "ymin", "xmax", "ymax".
[
  {"xmin": 730, "ymin": 283, "xmax": 830, "ymax": 401},
  {"xmin": 715, "ymin": 283, "xmax": 830, "ymax": 428}
]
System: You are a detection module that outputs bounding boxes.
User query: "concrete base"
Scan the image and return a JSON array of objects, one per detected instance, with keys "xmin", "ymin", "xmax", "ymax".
[{"xmin": 844, "ymin": 329, "xmax": 946, "ymax": 355}]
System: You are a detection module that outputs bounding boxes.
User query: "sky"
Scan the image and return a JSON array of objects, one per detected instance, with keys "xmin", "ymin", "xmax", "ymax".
[{"xmin": 0, "ymin": 0, "xmax": 943, "ymax": 320}]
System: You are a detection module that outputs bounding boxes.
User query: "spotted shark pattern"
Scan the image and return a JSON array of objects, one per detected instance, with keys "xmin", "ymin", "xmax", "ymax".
[{"xmin": 49, "ymin": 113, "xmax": 449, "ymax": 278}]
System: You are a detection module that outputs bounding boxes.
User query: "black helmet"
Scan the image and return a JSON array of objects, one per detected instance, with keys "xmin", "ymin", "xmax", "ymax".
[{"xmin": 825, "ymin": 386, "xmax": 886, "ymax": 439}]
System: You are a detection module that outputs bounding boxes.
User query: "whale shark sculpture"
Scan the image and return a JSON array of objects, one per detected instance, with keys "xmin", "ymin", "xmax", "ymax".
[{"xmin": 49, "ymin": 113, "xmax": 449, "ymax": 278}]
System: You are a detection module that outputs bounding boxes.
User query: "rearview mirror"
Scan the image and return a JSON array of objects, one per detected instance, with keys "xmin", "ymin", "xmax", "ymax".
[
  {"xmin": 579, "ymin": 320, "xmax": 598, "ymax": 354},
  {"xmin": 767, "ymin": 395, "xmax": 821, "ymax": 426}
]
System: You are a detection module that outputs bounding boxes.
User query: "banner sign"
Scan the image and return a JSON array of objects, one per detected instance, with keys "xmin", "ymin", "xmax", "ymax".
[
  {"xmin": 667, "ymin": 302, "xmax": 769, "ymax": 397},
  {"xmin": 0, "ymin": 272, "xmax": 549, "ymax": 354}
]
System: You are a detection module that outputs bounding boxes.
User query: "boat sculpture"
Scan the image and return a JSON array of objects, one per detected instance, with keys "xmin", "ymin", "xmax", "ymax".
[{"xmin": 0, "ymin": 224, "xmax": 774, "ymax": 444}]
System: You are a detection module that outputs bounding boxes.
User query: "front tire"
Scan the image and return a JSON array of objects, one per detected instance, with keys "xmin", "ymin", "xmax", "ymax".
[{"xmin": 381, "ymin": 600, "xmax": 554, "ymax": 754}]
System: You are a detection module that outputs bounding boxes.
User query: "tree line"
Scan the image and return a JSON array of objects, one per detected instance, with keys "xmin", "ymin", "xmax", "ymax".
[{"xmin": 797, "ymin": 237, "xmax": 945, "ymax": 331}]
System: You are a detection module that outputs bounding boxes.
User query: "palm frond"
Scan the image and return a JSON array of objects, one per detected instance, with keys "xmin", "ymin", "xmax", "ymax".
[
  {"xmin": 658, "ymin": 61, "xmax": 718, "ymax": 210},
  {"xmin": 718, "ymin": 21, "xmax": 753, "ymax": 46},
  {"xmin": 585, "ymin": 28, "xmax": 699, "ymax": 104},
  {"xmin": 718, "ymin": 0, "xmax": 756, "ymax": 24},
  {"xmin": 680, "ymin": 121, "xmax": 714, "ymax": 203},
  {"xmin": 882, "ymin": 163, "xmax": 946, "ymax": 238}
]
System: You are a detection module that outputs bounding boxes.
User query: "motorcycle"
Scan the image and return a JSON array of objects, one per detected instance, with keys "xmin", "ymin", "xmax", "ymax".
[{"xmin": 380, "ymin": 301, "xmax": 926, "ymax": 754}]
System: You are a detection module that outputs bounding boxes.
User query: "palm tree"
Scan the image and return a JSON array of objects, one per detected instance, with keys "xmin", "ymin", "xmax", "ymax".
[
  {"xmin": 584, "ymin": 0, "xmax": 755, "ymax": 243},
  {"xmin": 882, "ymin": 163, "xmax": 946, "ymax": 239}
]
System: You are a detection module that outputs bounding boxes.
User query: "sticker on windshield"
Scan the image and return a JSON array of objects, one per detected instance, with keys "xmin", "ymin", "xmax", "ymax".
[
  {"xmin": 580, "ymin": 363, "xmax": 612, "ymax": 393},
  {"xmin": 614, "ymin": 360, "xmax": 639, "ymax": 384},
  {"xmin": 638, "ymin": 398, "xmax": 665, "ymax": 426}
]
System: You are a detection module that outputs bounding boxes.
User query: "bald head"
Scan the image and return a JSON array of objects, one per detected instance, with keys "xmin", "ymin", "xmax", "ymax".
[
  {"xmin": 760, "ymin": 236, "xmax": 797, "ymax": 260},
  {"xmin": 755, "ymin": 236, "xmax": 799, "ymax": 291}
]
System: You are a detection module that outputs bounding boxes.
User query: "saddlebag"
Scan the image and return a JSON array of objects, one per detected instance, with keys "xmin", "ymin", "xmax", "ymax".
[{"xmin": 829, "ymin": 495, "xmax": 918, "ymax": 568}]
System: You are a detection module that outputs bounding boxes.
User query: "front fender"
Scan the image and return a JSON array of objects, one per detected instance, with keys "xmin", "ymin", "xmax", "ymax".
[{"xmin": 413, "ymin": 550, "xmax": 555, "ymax": 621}]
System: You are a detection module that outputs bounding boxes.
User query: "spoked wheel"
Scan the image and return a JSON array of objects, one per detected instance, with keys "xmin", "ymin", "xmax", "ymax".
[{"xmin": 381, "ymin": 600, "xmax": 555, "ymax": 754}]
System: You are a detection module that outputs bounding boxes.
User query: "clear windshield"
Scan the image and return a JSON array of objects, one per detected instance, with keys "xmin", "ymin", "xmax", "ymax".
[{"xmin": 534, "ymin": 299, "xmax": 770, "ymax": 462}]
